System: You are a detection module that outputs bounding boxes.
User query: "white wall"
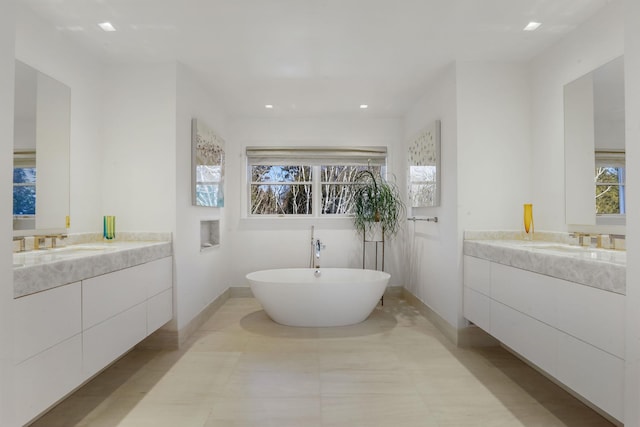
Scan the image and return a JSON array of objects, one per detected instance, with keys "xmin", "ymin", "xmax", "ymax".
[
  {"xmin": 226, "ymin": 117, "xmax": 405, "ymax": 287},
  {"xmin": 35, "ymin": 72, "xmax": 71, "ymax": 230},
  {"xmin": 174, "ymin": 63, "xmax": 230, "ymax": 330},
  {"xmin": 403, "ymin": 61, "xmax": 531, "ymax": 330},
  {"xmin": 530, "ymin": 1, "xmax": 624, "ymax": 231},
  {"xmin": 625, "ymin": 0, "xmax": 640, "ymax": 424},
  {"xmin": 403, "ymin": 64, "xmax": 459, "ymax": 328},
  {"xmin": 15, "ymin": 5, "xmax": 105, "ymax": 233},
  {"xmin": 564, "ymin": 74, "xmax": 597, "ymax": 226},
  {"xmin": 1, "ymin": 2, "xmax": 16, "ymax": 425},
  {"xmin": 456, "ymin": 61, "xmax": 532, "ymax": 232},
  {"xmin": 101, "ymin": 64, "xmax": 177, "ymax": 232}
]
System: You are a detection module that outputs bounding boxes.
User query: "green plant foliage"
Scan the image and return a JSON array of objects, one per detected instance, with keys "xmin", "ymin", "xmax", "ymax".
[{"xmin": 352, "ymin": 170, "xmax": 405, "ymax": 238}]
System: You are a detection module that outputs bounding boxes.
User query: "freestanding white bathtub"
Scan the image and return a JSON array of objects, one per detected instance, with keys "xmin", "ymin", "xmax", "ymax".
[{"xmin": 246, "ymin": 268, "xmax": 390, "ymax": 327}]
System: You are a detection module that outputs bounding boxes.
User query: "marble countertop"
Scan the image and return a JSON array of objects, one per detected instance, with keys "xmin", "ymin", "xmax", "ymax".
[
  {"xmin": 464, "ymin": 237, "xmax": 626, "ymax": 295},
  {"xmin": 14, "ymin": 239, "xmax": 172, "ymax": 298}
]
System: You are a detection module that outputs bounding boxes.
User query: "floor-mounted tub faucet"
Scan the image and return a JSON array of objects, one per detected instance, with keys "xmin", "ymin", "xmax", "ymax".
[{"xmin": 314, "ymin": 239, "xmax": 326, "ymax": 269}]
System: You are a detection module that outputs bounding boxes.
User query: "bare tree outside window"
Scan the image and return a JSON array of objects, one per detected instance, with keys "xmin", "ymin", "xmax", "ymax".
[
  {"xmin": 249, "ymin": 164, "xmax": 383, "ymax": 216},
  {"xmin": 250, "ymin": 165, "xmax": 312, "ymax": 215},
  {"xmin": 595, "ymin": 166, "xmax": 625, "ymax": 215},
  {"xmin": 320, "ymin": 165, "xmax": 380, "ymax": 214}
]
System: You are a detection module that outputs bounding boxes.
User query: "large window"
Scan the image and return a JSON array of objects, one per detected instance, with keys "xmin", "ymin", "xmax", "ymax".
[
  {"xmin": 13, "ymin": 151, "xmax": 36, "ymax": 216},
  {"xmin": 250, "ymin": 165, "xmax": 313, "ymax": 215},
  {"xmin": 247, "ymin": 147, "xmax": 386, "ymax": 217},
  {"xmin": 595, "ymin": 151, "xmax": 625, "ymax": 217}
]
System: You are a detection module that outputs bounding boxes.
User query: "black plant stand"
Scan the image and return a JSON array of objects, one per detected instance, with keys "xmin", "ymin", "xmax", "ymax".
[{"xmin": 362, "ymin": 231, "xmax": 385, "ymax": 305}]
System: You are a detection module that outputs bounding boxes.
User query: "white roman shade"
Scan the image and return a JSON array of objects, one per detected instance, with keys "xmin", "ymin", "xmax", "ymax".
[
  {"xmin": 13, "ymin": 150, "xmax": 36, "ymax": 168},
  {"xmin": 246, "ymin": 146, "xmax": 387, "ymax": 166},
  {"xmin": 595, "ymin": 150, "xmax": 625, "ymax": 168}
]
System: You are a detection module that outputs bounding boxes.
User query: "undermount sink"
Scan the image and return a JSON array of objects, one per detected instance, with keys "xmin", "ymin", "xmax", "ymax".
[
  {"xmin": 529, "ymin": 244, "xmax": 591, "ymax": 253},
  {"xmin": 13, "ymin": 243, "xmax": 120, "ymax": 267},
  {"xmin": 50, "ymin": 244, "xmax": 116, "ymax": 252},
  {"xmin": 508, "ymin": 241, "xmax": 593, "ymax": 252}
]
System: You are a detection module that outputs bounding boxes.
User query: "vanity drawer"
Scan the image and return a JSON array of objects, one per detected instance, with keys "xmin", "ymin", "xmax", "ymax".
[
  {"xmin": 82, "ymin": 302, "xmax": 147, "ymax": 379},
  {"xmin": 557, "ymin": 332, "xmax": 624, "ymax": 420},
  {"xmin": 14, "ymin": 281, "xmax": 81, "ymax": 362},
  {"xmin": 145, "ymin": 256, "xmax": 173, "ymax": 297},
  {"xmin": 463, "ymin": 286, "xmax": 491, "ymax": 331},
  {"xmin": 148, "ymin": 288, "xmax": 173, "ymax": 334},
  {"xmin": 491, "ymin": 263, "xmax": 559, "ymax": 327},
  {"xmin": 463, "ymin": 255, "xmax": 491, "ymax": 296},
  {"xmin": 490, "ymin": 300, "xmax": 560, "ymax": 377},
  {"xmin": 555, "ymin": 279, "xmax": 625, "ymax": 358},
  {"xmin": 15, "ymin": 334, "xmax": 82, "ymax": 426},
  {"xmin": 82, "ymin": 264, "xmax": 148, "ymax": 330}
]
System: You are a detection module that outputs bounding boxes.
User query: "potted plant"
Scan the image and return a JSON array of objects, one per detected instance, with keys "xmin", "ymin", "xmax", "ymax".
[{"xmin": 352, "ymin": 169, "xmax": 405, "ymax": 241}]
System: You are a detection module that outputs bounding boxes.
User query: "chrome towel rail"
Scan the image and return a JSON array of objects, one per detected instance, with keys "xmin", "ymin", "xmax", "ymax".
[{"xmin": 408, "ymin": 216, "xmax": 438, "ymax": 223}]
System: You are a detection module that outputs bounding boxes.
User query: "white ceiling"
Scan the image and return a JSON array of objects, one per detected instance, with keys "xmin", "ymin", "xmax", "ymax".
[{"xmin": 22, "ymin": 0, "xmax": 612, "ymax": 118}]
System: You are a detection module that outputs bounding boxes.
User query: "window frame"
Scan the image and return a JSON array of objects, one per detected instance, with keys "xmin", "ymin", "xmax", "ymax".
[
  {"xmin": 194, "ymin": 164, "xmax": 224, "ymax": 208},
  {"xmin": 249, "ymin": 165, "xmax": 314, "ymax": 216},
  {"xmin": 245, "ymin": 147, "xmax": 387, "ymax": 219},
  {"xmin": 13, "ymin": 151, "xmax": 36, "ymax": 218},
  {"xmin": 595, "ymin": 150, "xmax": 625, "ymax": 225}
]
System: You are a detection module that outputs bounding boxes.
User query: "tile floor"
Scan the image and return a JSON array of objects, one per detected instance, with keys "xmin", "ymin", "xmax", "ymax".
[{"xmin": 31, "ymin": 297, "xmax": 615, "ymax": 427}]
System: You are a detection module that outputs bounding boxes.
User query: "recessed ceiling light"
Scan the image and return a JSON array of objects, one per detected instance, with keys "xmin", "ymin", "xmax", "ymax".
[
  {"xmin": 360, "ymin": 104, "xmax": 368, "ymax": 109},
  {"xmin": 523, "ymin": 21, "xmax": 541, "ymax": 31},
  {"xmin": 265, "ymin": 104, "xmax": 274, "ymax": 109},
  {"xmin": 98, "ymin": 22, "xmax": 117, "ymax": 32}
]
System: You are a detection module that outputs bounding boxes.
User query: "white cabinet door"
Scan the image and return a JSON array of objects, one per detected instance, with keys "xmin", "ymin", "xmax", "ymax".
[
  {"xmin": 82, "ymin": 303, "xmax": 147, "ymax": 379},
  {"xmin": 15, "ymin": 334, "xmax": 82, "ymax": 426},
  {"xmin": 490, "ymin": 300, "xmax": 559, "ymax": 377},
  {"xmin": 82, "ymin": 265, "xmax": 148, "ymax": 330},
  {"xmin": 463, "ymin": 256, "xmax": 491, "ymax": 296},
  {"xmin": 463, "ymin": 287, "xmax": 491, "ymax": 332},
  {"xmin": 14, "ymin": 282, "xmax": 81, "ymax": 362},
  {"xmin": 555, "ymin": 280, "xmax": 625, "ymax": 358},
  {"xmin": 145, "ymin": 257, "xmax": 172, "ymax": 298},
  {"xmin": 491, "ymin": 263, "xmax": 558, "ymax": 327},
  {"xmin": 83, "ymin": 257, "xmax": 172, "ymax": 330},
  {"xmin": 148, "ymin": 288, "xmax": 173, "ymax": 334},
  {"xmin": 557, "ymin": 332, "xmax": 624, "ymax": 420},
  {"xmin": 465, "ymin": 256, "xmax": 624, "ymax": 422}
]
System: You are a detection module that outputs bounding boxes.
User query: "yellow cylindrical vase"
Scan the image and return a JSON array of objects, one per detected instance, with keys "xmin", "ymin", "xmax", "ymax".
[{"xmin": 523, "ymin": 204, "xmax": 534, "ymax": 240}]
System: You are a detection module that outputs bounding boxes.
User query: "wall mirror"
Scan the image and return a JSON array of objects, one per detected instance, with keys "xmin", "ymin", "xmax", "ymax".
[
  {"xmin": 564, "ymin": 56, "xmax": 625, "ymax": 226},
  {"xmin": 13, "ymin": 60, "xmax": 70, "ymax": 234}
]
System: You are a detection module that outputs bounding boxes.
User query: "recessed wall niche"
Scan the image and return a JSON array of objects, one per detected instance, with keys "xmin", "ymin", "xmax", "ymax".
[{"xmin": 200, "ymin": 220, "xmax": 220, "ymax": 250}]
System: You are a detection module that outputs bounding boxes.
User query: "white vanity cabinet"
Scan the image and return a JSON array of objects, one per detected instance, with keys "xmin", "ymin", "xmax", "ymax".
[
  {"xmin": 14, "ymin": 255, "xmax": 173, "ymax": 426},
  {"xmin": 463, "ymin": 255, "xmax": 625, "ymax": 421},
  {"xmin": 14, "ymin": 282, "xmax": 83, "ymax": 427},
  {"xmin": 82, "ymin": 256, "xmax": 173, "ymax": 378}
]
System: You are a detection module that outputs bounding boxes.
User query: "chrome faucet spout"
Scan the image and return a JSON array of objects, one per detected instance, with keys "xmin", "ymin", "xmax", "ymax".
[{"xmin": 314, "ymin": 239, "xmax": 326, "ymax": 269}]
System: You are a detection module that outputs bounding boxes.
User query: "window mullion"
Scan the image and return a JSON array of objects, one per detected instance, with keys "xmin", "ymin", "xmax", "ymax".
[{"xmin": 314, "ymin": 165, "xmax": 320, "ymax": 217}]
